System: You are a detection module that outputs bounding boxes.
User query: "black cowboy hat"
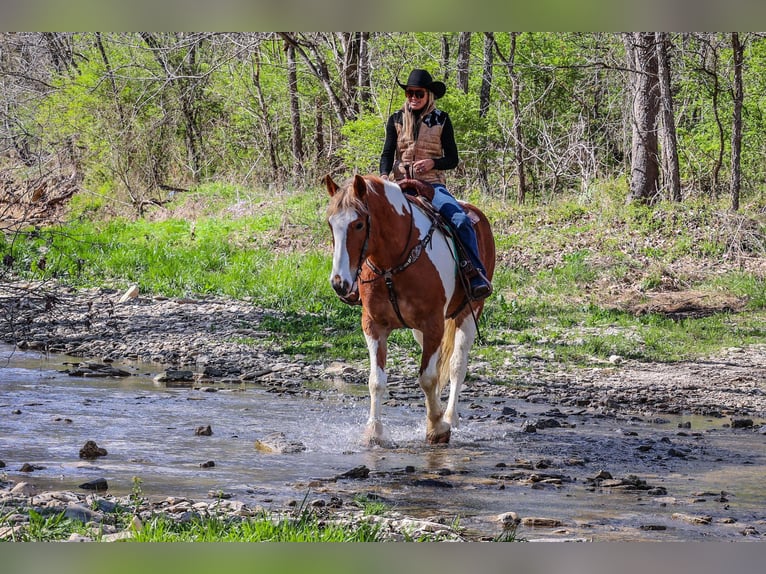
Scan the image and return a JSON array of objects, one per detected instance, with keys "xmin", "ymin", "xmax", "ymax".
[{"xmin": 397, "ymin": 69, "xmax": 446, "ymax": 99}]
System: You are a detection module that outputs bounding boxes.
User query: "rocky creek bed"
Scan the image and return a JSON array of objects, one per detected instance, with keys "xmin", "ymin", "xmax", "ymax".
[{"xmin": 1, "ymin": 285, "xmax": 766, "ymax": 541}]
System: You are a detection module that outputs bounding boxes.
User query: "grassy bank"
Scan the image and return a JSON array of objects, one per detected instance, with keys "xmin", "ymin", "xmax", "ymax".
[{"xmin": 2, "ymin": 181, "xmax": 765, "ymax": 369}]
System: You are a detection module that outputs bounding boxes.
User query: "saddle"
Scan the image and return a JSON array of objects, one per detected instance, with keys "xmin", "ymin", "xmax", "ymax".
[{"xmin": 398, "ymin": 179, "xmax": 484, "ymax": 291}]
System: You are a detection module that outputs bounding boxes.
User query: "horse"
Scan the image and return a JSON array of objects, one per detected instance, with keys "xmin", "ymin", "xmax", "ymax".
[{"xmin": 324, "ymin": 174, "xmax": 496, "ymax": 445}]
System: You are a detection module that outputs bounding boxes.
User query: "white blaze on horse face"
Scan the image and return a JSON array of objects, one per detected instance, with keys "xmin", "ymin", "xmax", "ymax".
[{"xmin": 328, "ymin": 208, "xmax": 359, "ymax": 289}]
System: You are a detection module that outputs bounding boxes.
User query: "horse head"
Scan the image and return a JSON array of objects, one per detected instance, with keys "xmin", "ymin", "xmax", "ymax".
[{"xmin": 325, "ymin": 174, "xmax": 371, "ymax": 305}]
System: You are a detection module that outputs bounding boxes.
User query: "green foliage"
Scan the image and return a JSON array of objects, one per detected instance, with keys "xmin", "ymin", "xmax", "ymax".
[
  {"xmin": 131, "ymin": 509, "xmax": 382, "ymax": 542},
  {"xmin": 339, "ymin": 113, "xmax": 386, "ymax": 173}
]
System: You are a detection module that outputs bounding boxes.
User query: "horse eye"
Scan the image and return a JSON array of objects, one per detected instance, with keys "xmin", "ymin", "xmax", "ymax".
[{"xmin": 354, "ymin": 221, "xmax": 365, "ymax": 231}]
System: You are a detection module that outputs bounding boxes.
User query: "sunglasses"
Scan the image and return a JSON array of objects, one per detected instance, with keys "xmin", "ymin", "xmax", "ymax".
[{"xmin": 405, "ymin": 89, "xmax": 426, "ymax": 99}]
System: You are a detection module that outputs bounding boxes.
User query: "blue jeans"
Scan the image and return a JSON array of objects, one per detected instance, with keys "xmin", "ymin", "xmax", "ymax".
[{"xmin": 431, "ymin": 184, "xmax": 486, "ymax": 276}]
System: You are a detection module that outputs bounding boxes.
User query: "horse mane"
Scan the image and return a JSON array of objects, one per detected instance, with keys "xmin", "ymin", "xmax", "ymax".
[{"xmin": 326, "ymin": 176, "xmax": 373, "ymax": 218}]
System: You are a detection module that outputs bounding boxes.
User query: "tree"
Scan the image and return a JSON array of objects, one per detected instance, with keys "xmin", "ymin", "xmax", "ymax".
[
  {"xmin": 656, "ymin": 32, "xmax": 682, "ymax": 202},
  {"xmin": 730, "ymin": 32, "xmax": 744, "ymax": 212},
  {"xmin": 286, "ymin": 40, "xmax": 304, "ymax": 168},
  {"xmin": 624, "ymin": 32, "xmax": 660, "ymax": 203},
  {"xmin": 494, "ymin": 32, "xmax": 527, "ymax": 203},
  {"xmin": 456, "ymin": 32, "xmax": 471, "ymax": 94}
]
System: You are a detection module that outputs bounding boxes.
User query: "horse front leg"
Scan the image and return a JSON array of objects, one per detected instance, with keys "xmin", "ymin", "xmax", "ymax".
[
  {"xmin": 362, "ymin": 321, "xmax": 392, "ymax": 447},
  {"xmin": 416, "ymin": 331, "xmax": 451, "ymax": 444}
]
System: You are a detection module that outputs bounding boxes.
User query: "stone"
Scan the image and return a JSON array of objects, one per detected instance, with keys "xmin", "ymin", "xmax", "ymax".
[
  {"xmin": 731, "ymin": 418, "xmax": 754, "ymax": 429},
  {"xmin": 254, "ymin": 432, "xmax": 306, "ymax": 454},
  {"xmin": 118, "ymin": 285, "xmax": 139, "ymax": 303},
  {"xmin": 64, "ymin": 503, "xmax": 100, "ymax": 523},
  {"xmin": 10, "ymin": 482, "xmax": 37, "ymax": 496},
  {"xmin": 521, "ymin": 517, "xmax": 564, "ymax": 528},
  {"xmin": 497, "ymin": 512, "xmax": 520, "ymax": 527},
  {"xmin": 78, "ymin": 478, "xmax": 108, "ymax": 491},
  {"xmin": 195, "ymin": 425, "xmax": 213, "ymax": 436},
  {"xmin": 671, "ymin": 513, "xmax": 712, "ymax": 525},
  {"xmin": 336, "ymin": 465, "xmax": 370, "ymax": 480},
  {"xmin": 154, "ymin": 370, "xmax": 195, "ymax": 386},
  {"xmin": 79, "ymin": 440, "xmax": 108, "ymax": 459}
]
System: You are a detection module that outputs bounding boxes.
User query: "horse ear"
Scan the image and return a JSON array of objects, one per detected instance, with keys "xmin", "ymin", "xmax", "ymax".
[
  {"xmin": 352, "ymin": 174, "xmax": 368, "ymax": 199},
  {"xmin": 324, "ymin": 174, "xmax": 339, "ymax": 197}
]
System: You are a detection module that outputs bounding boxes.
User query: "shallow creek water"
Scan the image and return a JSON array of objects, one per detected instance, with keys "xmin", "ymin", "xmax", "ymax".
[{"xmin": 1, "ymin": 345, "xmax": 764, "ymax": 541}]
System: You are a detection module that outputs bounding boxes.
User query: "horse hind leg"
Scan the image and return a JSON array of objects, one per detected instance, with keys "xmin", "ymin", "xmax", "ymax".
[
  {"xmin": 442, "ymin": 318, "xmax": 476, "ymax": 429},
  {"xmin": 416, "ymin": 337, "xmax": 451, "ymax": 444}
]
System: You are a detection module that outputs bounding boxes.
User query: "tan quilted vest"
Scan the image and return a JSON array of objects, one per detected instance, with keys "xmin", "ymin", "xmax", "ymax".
[{"xmin": 393, "ymin": 109, "xmax": 446, "ymax": 184}]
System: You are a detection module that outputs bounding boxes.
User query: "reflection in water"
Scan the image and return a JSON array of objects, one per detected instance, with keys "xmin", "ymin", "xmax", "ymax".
[{"xmin": 1, "ymin": 345, "xmax": 764, "ymax": 541}]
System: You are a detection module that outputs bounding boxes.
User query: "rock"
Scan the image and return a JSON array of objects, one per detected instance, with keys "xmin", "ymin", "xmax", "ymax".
[
  {"xmin": 78, "ymin": 478, "xmax": 108, "ymax": 491},
  {"xmin": 521, "ymin": 517, "xmax": 564, "ymax": 528},
  {"xmin": 200, "ymin": 460, "xmax": 215, "ymax": 468},
  {"xmin": 79, "ymin": 440, "xmax": 108, "ymax": 459},
  {"xmin": 254, "ymin": 432, "xmax": 306, "ymax": 454},
  {"xmin": 154, "ymin": 370, "xmax": 195, "ymax": 387},
  {"xmin": 64, "ymin": 503, "xmax": 100, "ymax": 523},
  {"xmin": 10, "ymin": 482, "xmax": 37, "ymax": 496},
  {"xmin": 194, "ymin": 425, "xmax": 213, "ymax": 436},
  {"xmin": 671, "ymin": 513, "xmax": 712, "ymax": 525},
  {"xmin": 639, "ymin": 524, "xmax": 667, "ymax": 531},
  {"xmin": 336, "ymin": 465, "xmax": 370, "ymax": 480},
  {"xmin": 608, "ymin": 355, "xmax": 623, "ymax": 365},
  {"xmin": 67, "ymin": 363, "xmax": 131, "ymax": 377},
  {"xmin": 66, "ymin": 533, "xmax": 93, "ymax": 542},
  {"xmin": 118, "ymin": 285, "xmax": 139, "ymax": 303},
  {"xmin": 731, "ymin": 418, "xmax": 754, "ymax": 429},
  {"xmin": 497, "ymin": 512, "xmax": 520, "ymax": 528},
  {"xmin": 19, "ymin": 463, "xmax": 44, "ymax": 472},
  {"xmin": 102, "ymin": 531, "xmax": 134, "ymax": 542},
  {"xmin": 412, "ymin": 478, "xmax": 453, "ymax": 488}
]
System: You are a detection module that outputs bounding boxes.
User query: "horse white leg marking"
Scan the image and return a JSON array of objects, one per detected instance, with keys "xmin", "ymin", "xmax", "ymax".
[
  {"xmin": 443, "ymin": 319, "xmax": 477, "ymax": 428},
  {"xmin": 363, "ymin": 332, "xmax": 388, "ymax": 445},
  {"xmin": 419, "ymin": 348, "xmax": 450, "ymax": 443}
]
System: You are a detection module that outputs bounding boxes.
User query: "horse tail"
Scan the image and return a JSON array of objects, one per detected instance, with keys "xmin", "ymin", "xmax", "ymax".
[{"xmin": 437, "ymin": 317, "xmax": 457, "ymax": 392}]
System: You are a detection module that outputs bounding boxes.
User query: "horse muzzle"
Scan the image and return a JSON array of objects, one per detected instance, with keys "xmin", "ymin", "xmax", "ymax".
[{"xmin": 331, "ymin": 276, "xmax": 361, "ymax": 306}]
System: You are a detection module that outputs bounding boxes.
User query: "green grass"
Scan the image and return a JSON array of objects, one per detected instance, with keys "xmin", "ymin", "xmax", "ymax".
[
  {"xmin": 131, "ymin": 510, "xmax": 381, "ymax": 542},
  {"xmin": 0, "ymin": 506, "xmax": 383, "ymax": 542}
]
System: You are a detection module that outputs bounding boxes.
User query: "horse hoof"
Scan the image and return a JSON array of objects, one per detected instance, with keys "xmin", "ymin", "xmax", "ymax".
[
  {"xmin": 362, "ymin": 424, "xmax": 394, "ymax": 448},
  {"xmin": 427, "ymin": 428, "xmax": 451, "ymax": 444}
]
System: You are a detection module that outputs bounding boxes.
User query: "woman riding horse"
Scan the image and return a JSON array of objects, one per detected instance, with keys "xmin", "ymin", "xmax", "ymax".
[{"xmin": 379, "ymin": 68, "xmax": 492, "ymax": 301}]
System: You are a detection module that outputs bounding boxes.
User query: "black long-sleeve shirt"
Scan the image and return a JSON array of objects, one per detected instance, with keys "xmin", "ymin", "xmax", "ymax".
[{"xmin": 379, "ymin": 108, "xmax": 459, "ymax": 176}]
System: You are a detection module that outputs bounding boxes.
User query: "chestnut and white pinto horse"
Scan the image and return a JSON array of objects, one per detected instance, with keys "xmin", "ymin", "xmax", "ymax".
[{"xmin": 325, "ymin": 174, "xmax": 495, "ymax": 445}]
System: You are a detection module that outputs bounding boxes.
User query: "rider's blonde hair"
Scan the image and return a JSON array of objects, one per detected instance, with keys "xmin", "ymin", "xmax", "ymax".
[{"xmin": 401, "ymin": 90, "xmax": 435, "ymax": 142}]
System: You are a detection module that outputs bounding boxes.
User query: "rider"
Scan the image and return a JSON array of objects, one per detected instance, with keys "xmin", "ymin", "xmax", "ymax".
[{"xmin": 379, "ymin": 68, "xmax": 492, "ymax": 301}]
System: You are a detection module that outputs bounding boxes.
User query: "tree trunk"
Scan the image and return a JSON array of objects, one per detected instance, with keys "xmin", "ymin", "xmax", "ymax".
[
  {"xmin": 286, "ymin": 41, "xmax": 304, "ymax": 167},
  {"xmin": 479, "ymin": 32, "xmax": 494, "ymax": 118},
  {"xmin": 358, "ymin": 32, "xmax": 371, "ymax": 107},
  {"xmin": 279, "ymin": 32, "xmax": 350, "ymax": 124},
  {"xmin": 655, "ymin": 32, "xmax": 681, "ymax": 202},
  {"xmin": 730, "ymin": 32, "xmax": 744, "ymax": 212},
  {"xmin": 509, "ymin": 34, "xmax": 527, "ymax": 204},
  {"xmin": 253, "ymin": 47, "xmax": 279, "ymax": 180},
  {"xmin": 494, "ymin": 32, "xmax": 527, "ymax": 204},
  {"xmin": 440, "ymin": 34, "xmax": 450, "ymax": 80},
  {"xmin": 457, "ymin": 32, "xmax": 471, "ymax": 94},
  {"xmin": 625, "ymin": 32, "xmax": 660, "ymax": 204}
]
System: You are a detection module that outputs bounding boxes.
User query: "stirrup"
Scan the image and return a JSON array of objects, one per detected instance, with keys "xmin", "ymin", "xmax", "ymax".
[{"xmin": 469, "ymin": 279, "xmax": 492, "ymax": 301}]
